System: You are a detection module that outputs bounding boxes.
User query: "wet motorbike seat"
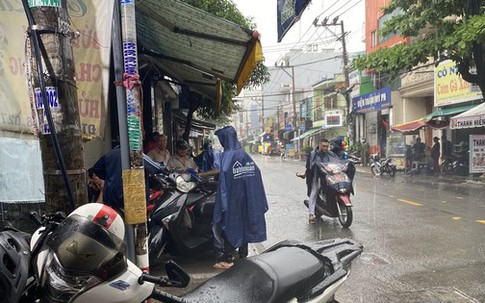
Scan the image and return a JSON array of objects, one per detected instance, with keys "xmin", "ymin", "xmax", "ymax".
[
  {"xmin": 182, "ymin": 246, "xmax": 325, "ymax": 303},
  {"xmin": 185, "ymin": 193, "xmax": 206, "ymax": 207}
]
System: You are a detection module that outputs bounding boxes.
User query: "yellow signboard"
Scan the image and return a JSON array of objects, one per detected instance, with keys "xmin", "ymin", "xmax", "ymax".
[
  {"xmin": 0, "ymin": 0, "xmax": 112, "ymax": 139},
  {"xmin": 434, "ymin": 60, "xmax": 482, "ymax": 106}
]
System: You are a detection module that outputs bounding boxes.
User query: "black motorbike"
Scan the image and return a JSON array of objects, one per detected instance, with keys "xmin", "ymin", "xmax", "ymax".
[
  {"xmin": 180, "ymin": 238, "xmax": 363, "ymax": 303},
  {"xmin": 304, "ymin": 160, "xmax": 355, "ymax": 228},
  {"xmin": 370, "ymin": 154, "xmax": 396, "ymax": 176},
  {"xmin": 441, "ymin": 154, "xmax": 468, "ymax": 176},
  {"xmin": 148, "ymin": 170, "xmax": 217, "ymax": 261}
]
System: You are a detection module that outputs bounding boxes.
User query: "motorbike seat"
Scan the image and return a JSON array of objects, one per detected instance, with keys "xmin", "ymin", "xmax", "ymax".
[
  {"xmin": 185, "ymin": 193, "xmax": 206, "ymax": 207},
  {"xmin": 182, "ymin": 246, "xmax": 325, "ymax": 303}
]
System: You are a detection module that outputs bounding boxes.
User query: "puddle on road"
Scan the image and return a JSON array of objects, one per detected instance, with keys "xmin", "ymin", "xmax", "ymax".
[
  {"xmin": 394, "ymin": 287, "xmax": 480, "ymax": 303},
  {"xmin": 360, "ymin": 252, "xmax": 389, "ymax": 265}
]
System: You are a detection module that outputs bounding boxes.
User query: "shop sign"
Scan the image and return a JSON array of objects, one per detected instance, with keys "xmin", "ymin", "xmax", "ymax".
[
  {"xmin": 434, "ymin": 60, "xmax": 481, "ymax": 106},
  {"xmin": 451, "ymin": 114, "xmax": 485, "ymax": 129},
  {"xmin": 351, "ymin": 87, "xmax": 391, "ymax": 114},
  {"xmin": 325, "ymin": 114, "xmax": 342, "ymax": 127},
  {"xmin": 470, "ymin": 134, "xmax": 485, "ymax": 173}
]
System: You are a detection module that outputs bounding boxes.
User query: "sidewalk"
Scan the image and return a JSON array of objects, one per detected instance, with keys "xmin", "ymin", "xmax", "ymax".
[{"xmin": 355, "ymin": 165, "xmax": 485, "ymax": 194}]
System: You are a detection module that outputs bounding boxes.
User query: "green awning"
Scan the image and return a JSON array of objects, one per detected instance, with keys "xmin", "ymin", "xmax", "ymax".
[
  {"xmin": 291, "ymin": 128, "xmax": 321, "ymax": 141},
  {"xmin": 423, "ymin": 104, "xmax": 477, "ymax": 121}
]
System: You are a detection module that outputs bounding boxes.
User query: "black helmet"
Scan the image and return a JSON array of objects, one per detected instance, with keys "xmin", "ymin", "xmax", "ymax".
[
  {"xmin": 0, "ymin": 231, "xmax": 30, "ymax": 303},
  {"xmin": 176, "ymin": 139, "xmax": 189, "ymax": 150}
]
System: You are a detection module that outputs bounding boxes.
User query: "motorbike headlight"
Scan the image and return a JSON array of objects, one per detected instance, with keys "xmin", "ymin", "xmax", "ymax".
[
  {"xmin": 176, "ymin": 176, "xmax": 197, "ymax": 193},
  {"xmin": 42, "ymin": 252, "xmax": 102, "ymax": 302}
]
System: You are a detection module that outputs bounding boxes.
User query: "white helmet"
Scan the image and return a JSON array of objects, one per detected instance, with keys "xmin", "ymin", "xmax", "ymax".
[
  {"xmin": 69, "ymin": 203, "xmax": 125, "ymax": 241},
  {"xmin": 43, "ymin": 204, "xmax": 127, "ymax": 278}
]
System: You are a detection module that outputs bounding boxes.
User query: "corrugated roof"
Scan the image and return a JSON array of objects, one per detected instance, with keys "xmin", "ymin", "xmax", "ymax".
[{"xmin": 136, "ymin": 0, "xmax": 262, "ymax": 99}]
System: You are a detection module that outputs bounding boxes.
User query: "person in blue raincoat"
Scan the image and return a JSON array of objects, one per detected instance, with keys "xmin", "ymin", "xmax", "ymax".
[{"xmin": 212, "ymin": 126, "xmax": 268, "ymax": 269}]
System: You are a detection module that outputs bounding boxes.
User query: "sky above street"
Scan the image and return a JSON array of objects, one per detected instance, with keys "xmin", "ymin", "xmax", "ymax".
[{"xmin": 232, "ymin": 0, "xmax": 366, "ymax": 65}]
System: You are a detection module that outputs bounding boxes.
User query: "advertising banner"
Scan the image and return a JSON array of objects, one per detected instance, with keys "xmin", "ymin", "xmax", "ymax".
[
  {"xmin": 470, "ymin": 134, "xmax": 485, "ymax": 174},
  {"xmin": 450, "ymin": 102, "xmax": 485, "ymax": 129},
  {"xmin": 352, "ymin": 86, "xmax": 391, "ymax": 114},
  {"xmin": 434, "ymin": 60, "xmax": 482, "ymax": 107},
  {"xmin": 277, "ymin": 0, "xmax": 311, "ymax": 42},
  {"xmin": 0, "ymin": 0, "xmax": 112, "ymax": 139}
]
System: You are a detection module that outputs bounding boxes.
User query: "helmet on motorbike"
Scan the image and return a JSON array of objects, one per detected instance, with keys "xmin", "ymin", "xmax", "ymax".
[
  {"xmin": 45, "ymin": 204, "xmax": 126, "ymax": 281},
  {"xmin": 68, "ymin": 203, "xmax": 125, "ymax": 240},
  {"xmin": 0, "ymin": 230, "xmax": 30, "ymax": 303},
  {"xmin": 176, "ymin": 139, "xmax": 189, "ymax": 150}
]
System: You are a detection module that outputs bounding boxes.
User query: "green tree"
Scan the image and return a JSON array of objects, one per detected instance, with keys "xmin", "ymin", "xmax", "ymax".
[
  {"xmin": 354, "ymin": 0, "xmax": 485, "ymax": 96},
  {"xmin": 179, "ymin": 0, "xmax": 270, "ymax": 141}
]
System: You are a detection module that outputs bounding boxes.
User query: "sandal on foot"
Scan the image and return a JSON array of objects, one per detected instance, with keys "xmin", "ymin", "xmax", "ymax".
[{"xmin": 213, "ymin": 261, "xmax": 234, "ymax": 270}]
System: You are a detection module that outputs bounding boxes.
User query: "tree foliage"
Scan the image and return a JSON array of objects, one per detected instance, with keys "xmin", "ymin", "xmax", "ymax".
[
  {"xmin": 180, "ymin": 0, "xmax": 270, "ymax": 120},
  {"xmin": 353, "ymin": 0, "xmax": 485, "ymax": 96}
]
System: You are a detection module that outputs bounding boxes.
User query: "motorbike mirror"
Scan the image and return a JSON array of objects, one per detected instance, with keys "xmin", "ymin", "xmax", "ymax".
[{"xmin": 165, "ymin": 260, "xmax": 190, "ymax": 288}]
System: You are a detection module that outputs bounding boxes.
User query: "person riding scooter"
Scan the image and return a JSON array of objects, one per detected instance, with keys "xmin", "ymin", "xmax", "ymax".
[
  {"xmin": 297, "ymin": 138, "xmax": 355, "ymax": 224},
  {"xmin": 297, "ymin": 139, "xmax": 338, "ymax": 224}
]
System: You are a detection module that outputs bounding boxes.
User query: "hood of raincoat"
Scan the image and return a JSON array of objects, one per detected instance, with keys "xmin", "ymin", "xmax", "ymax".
[
  {"xmin": 215, "ymin": 126, "xmax": 241, "ymax": 151},
  {"xmin": 213, "ymin": 126, "xmax": 268, "ymax": 248}
]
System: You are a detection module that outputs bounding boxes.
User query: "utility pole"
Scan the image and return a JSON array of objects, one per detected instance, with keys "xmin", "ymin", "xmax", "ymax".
[
  {"xmin": 23, "ymin": 0, "xmax": 87, "ymax": 213},
  {"xmin": 118, "ymin": 0, "xmax": 149, "ymax": 272},
  {"xmin": 261, "ymin": 95, "xmax": 265, "ymax": 133},
  {"xmin": 315, "ymin": 18, "xmax": 354, "ymax": 144},
  {"xmin": 276, "ymin": 63, "xmax": 299, "ymax": 153},
  {"xmin": 291, "ymin": 66, "xmax": 297, "ymax": 131}
]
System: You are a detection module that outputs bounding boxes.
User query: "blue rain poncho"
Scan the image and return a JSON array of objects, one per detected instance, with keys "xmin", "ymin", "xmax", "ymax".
[{"xmin": 213, "ymin": 126, "xmax": 268, "ymax": 248}]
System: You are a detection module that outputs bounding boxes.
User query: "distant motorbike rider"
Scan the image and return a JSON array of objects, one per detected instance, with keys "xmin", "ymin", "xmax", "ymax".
[{"xmin": 297, "ymin": 138, "xmax": 338, "ymax": 224}]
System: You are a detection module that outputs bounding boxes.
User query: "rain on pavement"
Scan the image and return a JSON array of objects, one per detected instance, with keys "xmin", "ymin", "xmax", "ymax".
[{"xmin": 155, "ymin": 154, "xmax": 485, "ymax": 302}]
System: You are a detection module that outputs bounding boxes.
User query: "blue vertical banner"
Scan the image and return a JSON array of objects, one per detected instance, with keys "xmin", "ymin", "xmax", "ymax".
[{"xmin": 277, "ymin": 0, "xmax": 312, "ymax": 42}]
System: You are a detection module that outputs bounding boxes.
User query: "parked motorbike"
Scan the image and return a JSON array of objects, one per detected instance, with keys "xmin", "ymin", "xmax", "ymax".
[
  {"xmin": 1, "ymin": 203, "xmax": 363, "ymax": 303},
  {"xmin": 0, "ymin": 204, "xmax": 190, "ymax": 303},
  {"xmin": 269, "ymin": 148, "xmax": 283, "ymax": 157},
  {"xmin": 304, "ymin": 160, "xmax": 354, "ymax": 228},
  {"xmin": 370, "ymin": 154, "xmax": 396, "ymax": 176},
  {"xmin": 181, "ymin": 237, "xmax": 363, "ymax": 303},
  {"xmin": 441, "ymin": 154, "xmax": 468, "ymax": 176},
  {"xmin": 148, "ymin": 170, "xmax": 217, "ymax": 261},
  {"xmin": 348, "ymin": 153, "xmax": 362, "ymax": 165}
]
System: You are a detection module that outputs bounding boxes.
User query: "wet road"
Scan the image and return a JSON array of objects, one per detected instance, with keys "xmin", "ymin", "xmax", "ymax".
[
  {"xmin": 154, "ymin": 154, "xmax": 485, "ymax": 301},
  {"xmin": 255, "ymin": 154, "xmax": 485, "ymax": 303}
]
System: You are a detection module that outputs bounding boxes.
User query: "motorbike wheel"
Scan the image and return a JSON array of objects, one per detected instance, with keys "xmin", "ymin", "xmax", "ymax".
[
  {"xmin": 371, "ymin": 165, "xmax": 382, "ymax": 176},
  {"xmin": 337, "ymin": 203, "xmax": 353, "ymax": 228},
  {"xmin": 389, "ymin": 166, "xmax": 396, "ymax": 177},
  {"xmin": 441, "ymin": 162, "xmax": 453, "ymax": 175}
]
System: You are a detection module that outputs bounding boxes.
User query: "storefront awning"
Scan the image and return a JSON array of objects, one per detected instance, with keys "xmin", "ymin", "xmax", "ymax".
[
  {"xmin": 291, "ymin": 128, "xmax": 321, "ymax": 141},
  {"xmin": 136, "ymin": 0, "xmax": 263, "ymax": 99},
  {"xmin": 450, "ymin": 102, "xmax": 485, "ymax": 129},
  {"xmin": 422, "ymin": 104, "xmax": 476, "ymax": 121},
  {"xmin": 391, "ymin": 119, "xmax": 428, "ymax": 133},
  {"xmin": 391, "ymin": 119, "xmax": 448, "ymax": 133},
  {"xmin": 173, "ymin": 111, "xmax": 216, "ymax": 133},
  {"xmin": 392, "ymin": 104, "xmax": 477, "ymax": 133}
]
